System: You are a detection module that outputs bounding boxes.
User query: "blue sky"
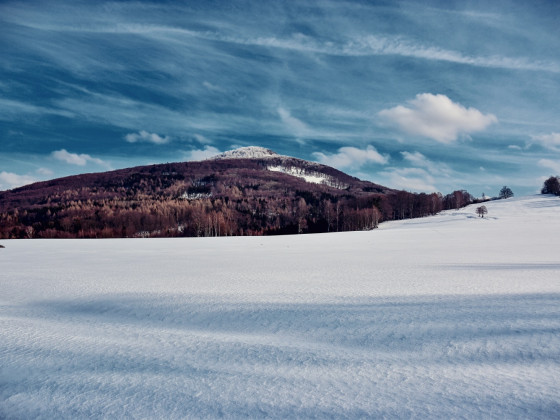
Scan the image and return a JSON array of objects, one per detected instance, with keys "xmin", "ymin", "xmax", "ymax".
[{"xmin": 2, "ymin": 0, "xmax": 560, "ymax": 197}]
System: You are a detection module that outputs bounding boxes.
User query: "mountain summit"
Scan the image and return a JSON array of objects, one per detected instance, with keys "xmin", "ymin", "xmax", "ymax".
[
  {"xmin": 209, "ymin": 146, "xmax": 351, "ymax": 189},
  {"xmin": 209, "ymin": 146, "xmax": 281, "ymax": 160}
]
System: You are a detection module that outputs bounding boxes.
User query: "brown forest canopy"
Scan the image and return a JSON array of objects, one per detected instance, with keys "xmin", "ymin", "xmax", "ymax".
[{"xmin": 0, "ymin": 157, "xmax": 474, "ymax": 238}]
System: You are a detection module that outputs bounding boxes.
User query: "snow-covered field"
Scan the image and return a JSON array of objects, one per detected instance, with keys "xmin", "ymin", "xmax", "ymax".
[{"xmin": 1, "ymin": 195, "xmax": 560, "ymax": 419}]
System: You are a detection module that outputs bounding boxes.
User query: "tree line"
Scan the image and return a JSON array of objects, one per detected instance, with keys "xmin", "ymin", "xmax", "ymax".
[{"xmin": 0, "ymin": 185, "xmax": 476, "ymax": 239}]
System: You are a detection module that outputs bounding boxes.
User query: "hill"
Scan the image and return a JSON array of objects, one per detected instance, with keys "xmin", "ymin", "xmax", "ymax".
[{"xmin": 0, "ymin": 147, "xmax": 466, "ymax": 238}]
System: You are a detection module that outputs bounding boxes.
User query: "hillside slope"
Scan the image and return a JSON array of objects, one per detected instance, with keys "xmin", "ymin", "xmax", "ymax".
[{"xmin": 0, "ymin": 147, "xmax": 456, "ymax": 238}]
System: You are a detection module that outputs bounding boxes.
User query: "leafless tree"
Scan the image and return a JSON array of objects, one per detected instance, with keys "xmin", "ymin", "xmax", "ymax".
[{"xmin": 476, "ymin": 205, "xmax": 488, "ymax": 218}]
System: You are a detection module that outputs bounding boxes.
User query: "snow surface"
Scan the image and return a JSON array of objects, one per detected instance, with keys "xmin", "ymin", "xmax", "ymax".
[
  {"xmin": 208, "ymin": 146, "xmax": 348, "ymax": 188},
  {"xmin": 209, "ymin": 146, "xmax": 280, "ymax": 160},
  {"xmin": 1, "ymin": 195, "xmax": 560, "ymax": 419},
  {"xmin": 267, "ymin": 165, "xmax": 347, "ymax": 189}
]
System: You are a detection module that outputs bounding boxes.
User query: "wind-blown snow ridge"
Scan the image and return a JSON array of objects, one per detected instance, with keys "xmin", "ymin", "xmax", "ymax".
[{"xmin": 209, "ymin": 146, "xmax": 281, "ymax": 160}]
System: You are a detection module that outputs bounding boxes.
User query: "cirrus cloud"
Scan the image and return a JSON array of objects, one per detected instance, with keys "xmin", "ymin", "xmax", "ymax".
[
  {"xmin": 530, "ymin": 133, "xmax": 560, "ymax": 151},
  {"xmin": 538, "ymin": 158, "xmax": 560, "ymax": 174},
  {"xmin": 312, "ymin": 145, "xmax": 389, "ymax": 169},
  {"xmin": 380, "ymin": 167, "xmax": 438, "ymax": 193},
  {"xmin": 125, "ymin": 130, "xmax": 170, "ymax": 144},
  {"xmin": 36, "ymin": 167, "xmax": 54, "ymax": 176},
  {"xmin": 277, "ymin": 107, "xmax": 309, "ymax": 139},
  {"xmin": 379, "ymin": 93, "xmax": 497, "ymax": 143},
  {"xmin": 401, "ymin": 151, "xmax": 451, "ymax": 177}
]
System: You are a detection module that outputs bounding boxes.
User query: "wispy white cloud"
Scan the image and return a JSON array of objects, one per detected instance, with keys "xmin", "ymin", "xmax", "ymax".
[
  {"xmin": 184, "ymin": 146, "xmax": 221, "ymax": 161},
  {"xmin": 4, "ymin": 1, "xmax": 558, "ymax": 74},
  {"xmin": 530, "ymin": 133, "xmax": 560, "ymax": 151},
  {"xmin": 125, "ymin": 130, "xmax": 170, "ymax": 144},
  {"xmin": 0, "ymin": 171, "xmax": 37, "ymax": 190},
  {"xmin": 379, "ymin": 167, "xmax": 438, "ymax": 193},
  {"xmin": 54, "ymin": 93, "xmax": 258, "ymax": 137},
  {"xmin": 277, "ymin": 107, "xmax": 309, "ymax": 139},
  {"xmin": 341, "ymin": 35, "xmax": 560, "ymax": 73},
  {"xmin": 202, "ymin": 81, "xmax": 225, "ymax": 93},
  {"xmin": 379, "ymin": 94, "xmax": 497, "ymax": 143},
  {"xmin": 194, "ymin": 30, "xmax": 560, "ymax": 73},
  {"xmin": 401, "ymin": 151, "xmax": 429, "ymax": 166},
  {"xmin": 313, "ymin": 145, "xmax": 388, "ymax": 169},
  {"xmin": 36, "ymin": 167, "xmax": 54, "ymax": 176},
  {"xmin": 400, "ymin": 151, "xmax": 451, "ymax": 177},
  {"xmin": 52, "ymin": 149, "xmax": 109, "ymax": 167},
  {"xmin": 0, "ymin": 98, "xmax": 74, "ymax": 121},
  {"xmin": 376, "ymin": 151, "xmax": 454, "ymax": 192},
  {"xmin": 538, "ymin": 158, "xmax": 560, "ymax": 174},
  {"xmin": 193, "ymin": 134, "xmax": 213, "ymax": 144}
]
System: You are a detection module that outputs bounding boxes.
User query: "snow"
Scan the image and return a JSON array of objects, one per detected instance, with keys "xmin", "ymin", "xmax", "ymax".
[
  {"xmin": 1, "ymin": 195, "xmax": 560, "ymax": 419},
  {"xmin": 267, "ymin": 165, "xmax": 347, "ymax": 188},
  {"xmin": 179, "ymin": 191, "xmax": 212, "ymax": 200},
  {"xmin": 209, "ymin": 146, "xmax": 281, "ymax": 160},
  {"xmin": 209, "ymin": 146, "xmax": 350, "ymax": 188}
]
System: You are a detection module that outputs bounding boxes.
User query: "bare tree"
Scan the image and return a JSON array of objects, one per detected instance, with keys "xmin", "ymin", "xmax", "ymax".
[
  {"xmin": 476, "ymin": 205, "xmax": 488, "ymax": 218},
  {"xmin": 25, "ymin": 226, "xmax": 35, "ymax": 239}
]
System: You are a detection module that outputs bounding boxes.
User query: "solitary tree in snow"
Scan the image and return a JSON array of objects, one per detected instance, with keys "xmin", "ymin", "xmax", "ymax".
[
  {"xmin": 476, "ymin": 205, "xmax": 488, "ymax": 218},
  {"xmin": 499, "ymin": 186, "xmax": 514, "ymax": 199}
]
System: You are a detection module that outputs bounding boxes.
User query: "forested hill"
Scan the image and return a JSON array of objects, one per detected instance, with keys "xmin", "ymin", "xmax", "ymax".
[{"xmin": 0, "ymin": 147, "xmax": 472, "ymax": 238}]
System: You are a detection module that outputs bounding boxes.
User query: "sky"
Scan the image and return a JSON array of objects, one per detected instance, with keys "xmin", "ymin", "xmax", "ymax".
[{"xmin": 1, "ymin": 0, "xmax": 560, "ymax": 197}]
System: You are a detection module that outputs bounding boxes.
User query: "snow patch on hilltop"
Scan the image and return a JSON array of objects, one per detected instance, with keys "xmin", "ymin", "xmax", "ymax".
[
  {"xmin": 209, "ymin": 146, "xmax": 349, "ymax": 188},
  {"xmin": 209, "ymin": 146, "xmax": 281, "ymax": 160}
]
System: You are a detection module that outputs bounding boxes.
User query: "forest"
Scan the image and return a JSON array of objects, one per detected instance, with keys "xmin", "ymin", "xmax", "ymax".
[{"xmin": 0, "ymin": 158, "xmax": 475, "ymax": 239}]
